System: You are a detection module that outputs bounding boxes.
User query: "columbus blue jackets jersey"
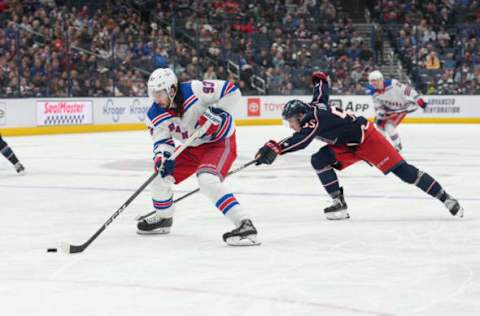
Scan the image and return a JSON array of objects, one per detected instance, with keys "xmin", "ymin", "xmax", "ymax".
[
  {"xmin": 310, "ymin": 79, "xmax": 330, "ymax": 108},
  {"xmin": 279, "ymin": 106, "xmax": 369, "ymax": 154}
]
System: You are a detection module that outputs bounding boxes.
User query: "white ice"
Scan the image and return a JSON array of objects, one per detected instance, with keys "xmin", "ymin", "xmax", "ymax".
[{"xmin": 1, "ymin": 124, "xmax": 479, "ymax": 316}]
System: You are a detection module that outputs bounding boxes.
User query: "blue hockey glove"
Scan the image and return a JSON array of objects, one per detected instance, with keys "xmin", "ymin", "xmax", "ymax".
[{"xmin": 154, "ymin": 152, "xmax": 175, "ymax": 177}]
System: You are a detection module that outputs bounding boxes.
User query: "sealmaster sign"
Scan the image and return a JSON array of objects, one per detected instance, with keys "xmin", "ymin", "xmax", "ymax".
[
  {"xmin": 36, "ymin": 100, "xmax": 93, "ymax": 126},
  {"xmin": 247, "ymin": 97, "xmax": 261, "ymax": 116}
]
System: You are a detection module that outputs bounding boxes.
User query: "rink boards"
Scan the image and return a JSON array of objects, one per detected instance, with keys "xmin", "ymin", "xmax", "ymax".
[{"xmin": 1, "ymin": 95, "xmax": 479, "ymax": 136}]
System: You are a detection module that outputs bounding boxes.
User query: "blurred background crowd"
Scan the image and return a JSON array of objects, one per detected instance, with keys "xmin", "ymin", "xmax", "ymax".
[{"xmin": 0, "ymin": 0, "xmax": 479, "ymax": 97}]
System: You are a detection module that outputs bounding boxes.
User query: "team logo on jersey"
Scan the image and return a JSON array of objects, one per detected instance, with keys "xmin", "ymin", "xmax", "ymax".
[
  {"xmin": 167, "ymin": 123, "xmax": 189, "ymax": 139},
  {"xmin": 247, "ymin": 98, "xmax": 261, "ymax": 116}
]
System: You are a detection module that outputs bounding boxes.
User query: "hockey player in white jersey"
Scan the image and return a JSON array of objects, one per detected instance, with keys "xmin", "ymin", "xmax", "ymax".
[
  {"xmin": 136, "ymin": 68, "xmax": 259, "ymax": 246},
  {"xmin": 367, "ymin": 71, "xmax": 428, "ymax": 151}
]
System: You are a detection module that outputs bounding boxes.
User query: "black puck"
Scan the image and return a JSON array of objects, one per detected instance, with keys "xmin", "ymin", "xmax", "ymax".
[{"xmin": 47, "ymin": 248, "xmax": 58, "ymax": 253}]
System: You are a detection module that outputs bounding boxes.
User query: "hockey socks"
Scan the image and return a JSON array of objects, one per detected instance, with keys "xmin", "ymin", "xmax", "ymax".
[
  {"xmin": 0, "ymin": 137, "xmax": 20, "ymax": 166},
  {"xmin": 384, "ymin": 123, "xmax": 402, "ymax": 150},
  {"xmin": 414, "ymin": 171, "xmax": 447, "ymax": 201},
  {"xmin": 152, "ymin": 196, "xmax": 174, "ymax": 212},
  {"xmin": 198, "ymin": 172, "xmax": 250, "ymax": 226},
  {"xmin": 215, "ymin": 193, "xmax": 249, "ymax": 226},
  {"xmin": 313, "ymin": 161, "xmax": 348, "ymax": 220},
  {"xmin": 392, "ymin": 163, "xmax": 447, "ymax": 201},
  {"xmin": 315, "ymin": 166, "xmax": 340, "ymax": 195}
]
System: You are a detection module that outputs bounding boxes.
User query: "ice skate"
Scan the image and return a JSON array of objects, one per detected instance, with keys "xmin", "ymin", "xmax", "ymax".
[
  {"xmin": 443, "ymin": 193, "xmax": 464, "ymax": 217},
  {"xmin": 324, "ymin": 188, "xmax": 350, "ymax": 220},
  {"xmin": 14, "ymin": 162, "xmax": 25, "ymax": 174},
  {"xmin": 137, "ymin": 213, "xmax": 173, "ymax": 234},
  {"xmin": 223, "ymin": 219, "xmax": 260, "ymax": 246},
  {"xmin": 394, "ymin": 142, "xmax": 402, "ymax": 152}
]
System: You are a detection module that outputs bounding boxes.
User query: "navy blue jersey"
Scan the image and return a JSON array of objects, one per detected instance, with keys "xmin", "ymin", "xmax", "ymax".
[
  {"xmin": 279, "ymin": 106, "xmax": 369, "ymax": 154},
  {"xmin": 310, "ymin": 80, "xmax": 330, "ymax": 107}
]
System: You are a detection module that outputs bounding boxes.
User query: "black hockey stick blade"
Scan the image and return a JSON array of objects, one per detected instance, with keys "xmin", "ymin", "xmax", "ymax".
[
  {"xmin": 62, "ymin": 226, "xmax": 106, "ymax": 253},
  {"xmin": 61, "ymin": 126, "xmax": 209, "ymax": 254}
]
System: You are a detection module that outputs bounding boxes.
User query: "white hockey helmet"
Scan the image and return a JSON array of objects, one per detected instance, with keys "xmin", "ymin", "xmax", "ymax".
[
  {"xmin": 147, "ymin": 68, "xmax": 178, "ymax": 101},
  {"xmin": 368, "ymin": 70, "xmax": 384, "ymax": 82}
]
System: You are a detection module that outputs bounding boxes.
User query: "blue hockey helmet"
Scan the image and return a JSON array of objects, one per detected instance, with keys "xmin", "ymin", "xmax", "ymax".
[{"xmin": 282, "ymin": 99, "xmax": 308, "ymax": 120}]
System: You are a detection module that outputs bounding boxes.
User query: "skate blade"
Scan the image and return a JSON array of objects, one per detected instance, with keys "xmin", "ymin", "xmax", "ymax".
[
  {"xmin": 225, "ymin": 235, "xmax": 261, "ymax": 246},
  {"xmin": 136, "ymin": 227, "xmax": 171, "ymax": 235},
  {"xmin": 325, "ymin": 211, "xmax": 350, "ymax": 220},
  {"xmin": 455, "ymin": 207, "xmax": 464, "ymax": 218}
]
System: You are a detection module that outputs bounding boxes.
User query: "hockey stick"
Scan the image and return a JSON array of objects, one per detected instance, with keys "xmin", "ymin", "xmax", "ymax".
[
  {"xmin": 378, "ymin": 104, "xmax": 418, "ymax": 117},
  {"xmin": 61, "ymin": 123, "xmax": 211, "ymax": 254},
  {"xmin": 134, "ymin": 158, "xmax": 259, "ymax": 221}
]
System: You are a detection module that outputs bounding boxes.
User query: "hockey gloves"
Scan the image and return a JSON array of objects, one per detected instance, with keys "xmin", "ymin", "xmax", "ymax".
[
  {"xmin": 196, "ymin": 108, "xmax": 222, "ymax": 138},
  {"xmin": 416, "ymin": 98, "xmax": 428, "ymax": 109},
  {"xmin": 312, "ymin": 71, "xmax": 329, "ymax": 85},
  {"xmin": 255, "ymin": 140, "xmax": 281, "ymax": 165},
  {"xmin": 154, "ymin": 152, "xmax": 175, "ymax": 177}
]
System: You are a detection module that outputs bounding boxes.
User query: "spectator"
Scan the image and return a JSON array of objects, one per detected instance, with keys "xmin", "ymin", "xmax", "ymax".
[
  {"xmin": 203, "ymin": 65, "xmax": 217, "ymax": 80},
  {"xmin": 425, "ymin": 52, "xmax": 441, "ymax": 70}
]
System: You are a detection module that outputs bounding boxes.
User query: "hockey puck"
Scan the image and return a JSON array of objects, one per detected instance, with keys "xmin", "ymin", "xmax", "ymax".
[{"xmin": 47, "ymin": 248, "xmax": 58, "ymax": 253}]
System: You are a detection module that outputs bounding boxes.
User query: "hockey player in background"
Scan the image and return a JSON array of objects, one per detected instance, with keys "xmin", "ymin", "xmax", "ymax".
[
  {"xmin": 136, "ymin": 68, "xmax": 259, "ymax": 246},
  {"xmin": 254, "ymin": 99, "xmax": 463, "ymax": 220},
  {"xmin": 367, "ymin": 70, "xmax": 428, "ymax": 151},
  {"xmin": 0, "ymin": 133, "xmax": 25, "ymax": 174}
]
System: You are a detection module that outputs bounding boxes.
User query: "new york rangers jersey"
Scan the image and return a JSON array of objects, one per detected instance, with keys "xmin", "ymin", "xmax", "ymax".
[
  {"xmin": 367, "ymin": 79, "xmax": 426, "ymax": 117},
  {"xmin": 146, "ymin": 80, "xmax": 240, "ymax": 157}
]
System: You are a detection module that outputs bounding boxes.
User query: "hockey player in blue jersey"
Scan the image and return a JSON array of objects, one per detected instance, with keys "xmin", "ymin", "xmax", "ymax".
[
  {"xmin": 0, "ymin": 133, "xmax": 25, "ymax": 174},
  {"xmin": 137, "ymin": 68, "xmax": 259, "ymax": 246},
  {"xmin": 254, "ymin": 99, "xmax": 463, "ymax": 220}
]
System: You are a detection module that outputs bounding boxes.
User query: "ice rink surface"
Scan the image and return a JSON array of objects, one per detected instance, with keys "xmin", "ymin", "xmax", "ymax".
[{"xmin": 1, "ymin": 124, "xmax": 479, "ymax": 316}]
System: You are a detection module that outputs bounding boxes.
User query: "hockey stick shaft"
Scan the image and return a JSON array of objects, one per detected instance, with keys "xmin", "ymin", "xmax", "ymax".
[
  {"xmin": 135, "ymin": 159, "xmax": 258, "ymax": 221},
  {"xmin": 67, "ymin": 124, "xmax": 210, "ymax": 253}
]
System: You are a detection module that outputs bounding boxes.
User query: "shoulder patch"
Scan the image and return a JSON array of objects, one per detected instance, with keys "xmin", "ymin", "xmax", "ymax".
[
  {"xmin": 220, "ymin": 81, "xmax": 238, "ymax": 98},
  {"xmin": 366, "ymin": 84, "xmax": 376, "ymax": 95},
  {"xmin": 179, "ymin": 81, "xmax": 198, "ymax": 113},
  {"xmin": 179, "ymin": 82, "xmax": 194, "ymax": 100},
  {"xmin": 147, "ymin": 104, "xmax": 173, "ymax": 127}
]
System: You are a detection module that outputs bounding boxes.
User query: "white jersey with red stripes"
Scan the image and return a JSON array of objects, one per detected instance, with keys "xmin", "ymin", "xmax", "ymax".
[
  {"xmin": 146, "ymin": 80, "xmax": 241, "ymax": 158},
  {"xmin": 367, "ymin": 79, "xmax": 425, "ymax": 117}
]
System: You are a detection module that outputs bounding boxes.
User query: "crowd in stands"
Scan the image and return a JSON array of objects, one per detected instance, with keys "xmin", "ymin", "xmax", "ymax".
[
  {"xmin": 159, "ymin": 0, "xmax": 377, "ymax": 95},
  {"xmin": 1, "ymin": 0, "xmax": 149, "ymax": 97},
  {"xmin": 1, "ymin": 0, "xmax": 479, "ymax": 97},
  {"xmin": 0, "ymin": 0, "xmax": 377, "ymax": 97},
  {"xmin": 368, "ymin": 0, "xmax": 480, "ymax": 94}
]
